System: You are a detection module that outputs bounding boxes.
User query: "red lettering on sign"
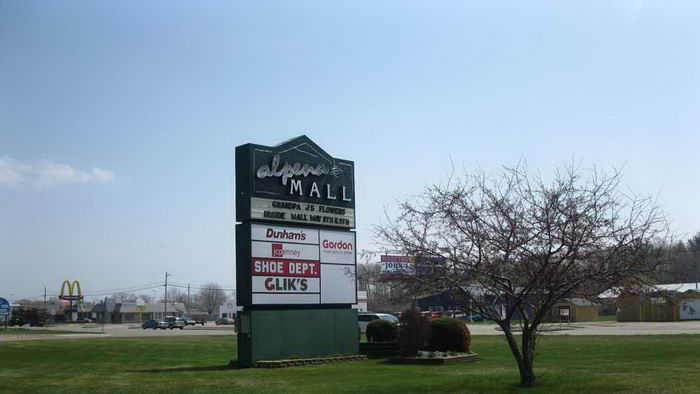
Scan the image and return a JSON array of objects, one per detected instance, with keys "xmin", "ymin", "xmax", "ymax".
[
  {"xmin": 252, "ymin": 259, "xmax": 320, "ymax": 277},
  {"xmin": 265, "ymin": 228, "xmax": 307, "ymax": 241},
  {"xmin": 322, "ymin": 239, "xmax": 353, "ymax": 250}
]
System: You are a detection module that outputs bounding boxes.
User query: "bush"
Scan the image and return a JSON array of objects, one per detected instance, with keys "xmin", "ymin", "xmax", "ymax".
[
  {"xmin": 397, "ymin": 309, "xmax": 432, "ymax": 357},
  {"xmin": 366, "ymin": 319, "xmax": 398, "ymax": 343},
  {"xmin": 427, "ymin": 318, "xmax": 471, "ymax": 353}
]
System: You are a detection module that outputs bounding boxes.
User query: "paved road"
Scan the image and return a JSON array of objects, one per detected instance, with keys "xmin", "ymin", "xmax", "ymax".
[
  {"xmin": 4, "ymin": 320, "xmax": 700, "ymax": 341},
  {"xmin": 469, "ymin": 320, "xmax": 700, "ymax": 336},
  {"xmin": 0, "ymin": 322, "xmax": 235, "ymax": 341}
]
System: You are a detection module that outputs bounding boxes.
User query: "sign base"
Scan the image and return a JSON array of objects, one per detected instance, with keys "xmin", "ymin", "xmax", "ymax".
[{"xmin": 236, "ymin": 308, "xmax": 358, "ymax": 367}]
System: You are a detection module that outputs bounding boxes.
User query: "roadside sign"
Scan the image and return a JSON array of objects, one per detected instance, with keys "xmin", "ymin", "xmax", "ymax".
[
  {"xmin": 0, "ymin": 297, "xmax": 11, "ymax": 327},
  {"xmin": 559, "ymin": 306, "xmax": 570, "ymax": 323},
  {"xmin": 0, "ymin": 297, "xmax": 10, "ymax": 316}
]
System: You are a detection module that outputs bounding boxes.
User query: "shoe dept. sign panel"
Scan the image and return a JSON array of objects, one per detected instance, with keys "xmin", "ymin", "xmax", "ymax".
[
  {"xmin": 236, "ymin": 135, "xmax": 355, "ymax": 229},
  {"xmin": 242, "ymin": 223, "xmax": 357, "ymax": 305}
]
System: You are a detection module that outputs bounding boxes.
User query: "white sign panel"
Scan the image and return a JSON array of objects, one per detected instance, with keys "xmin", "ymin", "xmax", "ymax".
[
  {"xmin": 253, "ymin": 293, "xmax": 321, "ymax": 304},
  {"xmin": 319, "ymin": 230, "xmax": 356, "ymax": 265},
  {"xmin": 680, "ymin": 299, "xmax": 700, "ymax": 320},
  {"xmin": 249, "ymin": 224, "xmax": 356, "ymax": 305},
  {"xmin": 320, "ymin": 264, "xmax": 356, "ymax": 304},
  {"xmin": 252, "ymin": 276, "xmax": 320, "ymax": 293},
  {"xmin": 251, "ymin": 241, "xmax": 319, "ymax": 260},
  {"xmin": 381, "ymin": 262, "xmax": 414, "ymax": 273},
  {"xmin": 251, "ymin": 197, "xmax": 355, "ymax": 229},
  {"xmin": 251, "ymin": 224, "xmax": 319, "ymax": 244}
]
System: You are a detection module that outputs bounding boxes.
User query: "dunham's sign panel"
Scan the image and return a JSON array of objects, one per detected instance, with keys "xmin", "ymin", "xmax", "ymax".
[
  {"xmin": 236, "ymin": 135, "xmax": 355, "ymax": 229},
  {"xmin": 239, "ymin": 223, "xmax": 357, "ymax": 306}
]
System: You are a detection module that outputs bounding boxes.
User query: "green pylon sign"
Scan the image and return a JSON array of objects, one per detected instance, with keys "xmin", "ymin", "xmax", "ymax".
[{"xmin": 235, "ymin": 136, "xmax": 358, "ymax": 367}]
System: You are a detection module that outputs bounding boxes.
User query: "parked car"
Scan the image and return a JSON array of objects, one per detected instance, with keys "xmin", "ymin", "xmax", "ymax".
[
  {"xmin": 455, "ymin": 313, "xmax": 485, "ymax": 322},
  {"xmin": 215, "ymin": 317, "xmax": 236, "ymax": 326},
  {"xmin": 142, "ymin": 319, "xmax": 168, "ymax": 330},
  {"xmin": 181, "ymin": 317, "xmax": 198, "ymax": 326},
  {"xmin": 76, "ymin": 317, "xmax": 94, "ymax": 323},
  {"xmin": 358, "ymin": 313, "xmax": 399, "ymax": 334},
  {"xmin": 165, "ymin": 316, "xmax": 186, "ymax": 329}
]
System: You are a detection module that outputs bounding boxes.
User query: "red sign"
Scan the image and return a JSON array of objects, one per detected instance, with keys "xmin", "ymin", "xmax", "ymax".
[
  {"xmin": 272, "ymin": 243, "xmax": 284, "ymax": 258},
  {"xmin": 252, "ymin": 258, "xmax": 320, "ymax": 278},
  {"xmin": 380, "ymin": 255, "xmax": 410, "ymax": 263}
]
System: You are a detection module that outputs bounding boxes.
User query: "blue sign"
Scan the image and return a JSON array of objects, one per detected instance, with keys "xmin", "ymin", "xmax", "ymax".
[{"xmin": 0, "ymin": 297, "xmax": 10, "ymax": 316}]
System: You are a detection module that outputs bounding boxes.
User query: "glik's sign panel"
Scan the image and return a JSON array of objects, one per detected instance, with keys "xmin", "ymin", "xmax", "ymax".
[
  {"xmin": 236, "ymin": 135, "xmax": 355, "ymax": 229},
  {"xmin": 239, "ymin": 223, "xmax": 357, "ymax": 306}
]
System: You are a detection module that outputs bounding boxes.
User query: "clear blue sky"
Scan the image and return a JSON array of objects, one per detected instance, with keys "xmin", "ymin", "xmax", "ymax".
[{"xmin": 1, "ymin": 1, "xmax": 699, "ymax": 301}]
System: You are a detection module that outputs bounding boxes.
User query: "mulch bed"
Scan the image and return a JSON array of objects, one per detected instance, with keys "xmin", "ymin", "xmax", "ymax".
[
  {"xmin": 256, "ymin": 355, "xmax": 367, "ymax": 368},
  {"xmin": 389, "ymin": 353, "xmax": 479, "ymax": 365}
]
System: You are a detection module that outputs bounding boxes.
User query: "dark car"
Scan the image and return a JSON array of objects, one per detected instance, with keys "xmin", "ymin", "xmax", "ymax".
[
  {"xmin": 358, "ymin": 313, "xmax": 399, "ymax": 334},
  {"xmin": 181, "ymin": 317, "xmax": 197, "ymax": 326},
  {"xmin": 455, "ymin": 313, "xmax": 485, "ymax": 322},
  {"xmin": 165, "ymin": 316, "xmax": 186, "ymax": 329},
  {"xmin": 142, "ymin": 319, "xmax": 168, "ymax": 330},
  {"xmin": 215, "ymin": 317, "xmax": 236, "ymax": 326}
]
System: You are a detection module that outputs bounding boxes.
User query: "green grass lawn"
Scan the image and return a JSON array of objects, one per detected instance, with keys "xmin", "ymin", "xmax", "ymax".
[{"xmin": 2, "ymin": 335, "xmax": 700, "ymax": 393}]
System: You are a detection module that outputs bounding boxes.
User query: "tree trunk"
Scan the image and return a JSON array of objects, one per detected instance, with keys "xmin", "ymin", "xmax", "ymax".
[
  {"xmin": 501, "ymin": 324, "xmax": 537, "ymax": 387},
  {"xmin": 519, "ymin": 330, "xmax": 537, "ymax": 387}
]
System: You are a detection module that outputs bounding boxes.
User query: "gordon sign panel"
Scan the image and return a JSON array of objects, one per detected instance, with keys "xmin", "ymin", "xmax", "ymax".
[{"xmin": 236, "ymin": 135, "xmax": 355, "ymax": 229}]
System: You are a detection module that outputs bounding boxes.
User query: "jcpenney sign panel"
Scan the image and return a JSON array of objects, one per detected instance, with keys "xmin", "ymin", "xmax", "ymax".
[{"xmin": 236, "ymin": 135, "xmax": 355, "ymax": 229}]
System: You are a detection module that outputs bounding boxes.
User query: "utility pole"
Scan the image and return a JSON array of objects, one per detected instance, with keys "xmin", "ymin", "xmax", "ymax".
[
  {"xmin": 187, "ymin": 284, "xmax": 191, "ymax": 311},
  {"xmin": 692, "ymin": 250, "xmax": 700, "ymax": 290},
  {"xmin": 43, "ymin": 287, "xmax": 47, "ymax": 311},
  {"xmin": 102, "ymin": 296, "xmax": 107, "ymax": 334},
  {"xmin": 163, "ymin": 272, "xmax": 171, "ymax": 318}
]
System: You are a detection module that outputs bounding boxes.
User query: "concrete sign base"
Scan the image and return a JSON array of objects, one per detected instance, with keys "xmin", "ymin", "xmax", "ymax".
[{"xmin": 236, "ymin": 308, "xmax": 358, "ymax": 367}]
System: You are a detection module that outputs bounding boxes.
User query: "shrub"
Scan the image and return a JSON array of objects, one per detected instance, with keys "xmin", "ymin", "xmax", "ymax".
[
  {"xmin": 427, "ymin": 318, "xmax": 471, "ymax": 353},
  {"xmin": 366, "ymin": 319, "xmax": 398, "ymax": 343},
  {"xmin": 397, "ymin": 309, "xmax": 431, "ymax": 357}
]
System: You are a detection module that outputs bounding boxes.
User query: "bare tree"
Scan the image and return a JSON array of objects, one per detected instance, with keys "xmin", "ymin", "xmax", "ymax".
[
  {"xmin": 377, "ymin": 163, "xmax": 666, "ymax": 387},
  {"xmin": 108, "ymin": 292, "xmax": 141, "ymax": 303},
  {"xmin": 358, "ymin": 261, "xmax": 414, "ymax": 312},
  {"xmin": 162, "ymin": 288, "xmax": 188, "ymax": 305},
  {"xmin": 195, "ymin": 283, "xmax": 226, "ymax": 315}
]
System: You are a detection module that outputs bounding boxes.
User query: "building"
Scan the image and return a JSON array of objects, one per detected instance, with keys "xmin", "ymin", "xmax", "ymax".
[
  {"xmin": 353, "ymin": 291, "xmax": 368, "ymax": 312},
  {"xmin": 219, "ymin": 296, "xmax": 237, "ymax": 319},
  {"xmin": 91, "ymin": 302, "xmax": 186, "ymax": 323},
  {"xmin": 15, "ymin": 299, "xmax": 94, "ymax": 321},
  {"xmin": 548, "ymin": 298, "xmax": 599, "ymax": 322},
  {"xmin": 617, "ymin": 290, "xmax": 700, "ymax": 322}
]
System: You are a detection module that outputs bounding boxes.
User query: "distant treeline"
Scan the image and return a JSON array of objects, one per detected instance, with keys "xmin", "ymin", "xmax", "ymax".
[{"xmin": 650, "ymin": 232, "xmax": 700, "ymax": 284}]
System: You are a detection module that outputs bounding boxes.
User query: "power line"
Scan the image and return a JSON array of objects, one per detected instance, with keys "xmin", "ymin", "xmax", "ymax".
[
  {"xmin": 12, "ymin": 279, "xmax": 239, "ymax": 302},
  {"xmin": 13, "ymin": 282, "xmax": 164, "ymax": 301}
]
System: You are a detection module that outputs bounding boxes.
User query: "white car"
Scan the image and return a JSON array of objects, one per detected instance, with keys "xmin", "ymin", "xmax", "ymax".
[{"xmin": 358, "ymin": 313, "xmax": 399, "ymax": 334}]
